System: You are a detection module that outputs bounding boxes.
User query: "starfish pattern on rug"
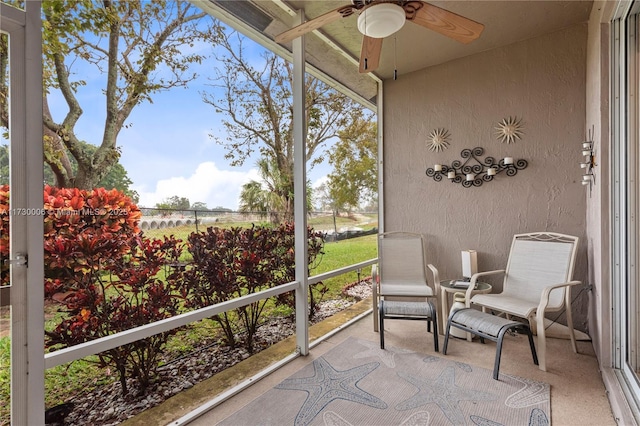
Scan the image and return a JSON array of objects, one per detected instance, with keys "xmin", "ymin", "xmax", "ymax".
[
  {"xmin": 275, "ymin": 357, "xmax": 387, "ymax": 426},
  {"xmin": 469, "ymin": 407, "xmax": 549, "ymax": 426},
  {"xmin": 322, "ymin": 411, "xmax": 352, "ymax": 426},
  {"xmin": 455, "ymin": 361, "xmax": 473, "ymax": 372},
  {"xmin": 470, "ymin": 415, "xmax": 503, "ymax": 426},
  {"xmin": 422, "ymin": 355, "xmax": 440, "ymax": 364},
  {"xmin": 322, "ymin": 409, "xmax": 433, "ymax": 426},
  {"xmin": 400, "ymin": 411, "xmax": 432, "ymax": 425},
  {"xmin": 505, "ymin": 375, "xmax": 549, "ymax": 408},
  {"xmin": 422, "ymin": 355, "xmax": 473, "ymax": 373},
  {"xmin": 396, "ymin": 366, "xmax": 497, "ymax": 425},
  {"xmin": 353, "ymin": 339, "xmax": 413, "ymax": 368},
  {"xmin": 527, "ymin": 408, "xmax": 550, "ymax": 426}
]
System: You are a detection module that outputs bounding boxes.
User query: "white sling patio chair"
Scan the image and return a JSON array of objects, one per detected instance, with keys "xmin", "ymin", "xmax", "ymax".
[
  {"xmin": 464, "ymin": 232, "xmax": 581, "ymax": 371},
  {"xmin": 372, "ymin": 232, "xmax": 439, "ymax": 351}
]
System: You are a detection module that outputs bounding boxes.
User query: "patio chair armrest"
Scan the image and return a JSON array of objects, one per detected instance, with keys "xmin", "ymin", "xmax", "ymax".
[
  {"xmin": 372, "ymin": 263, "xmax": 379, "ymax": 298},
  {"xmin": 471, "ymin": 269, "xmax": 506, "ymax": 282},
  {"xmin": 427, "ymin": 264, "xmax": 441, "ymax": 294},
  {"xmin": 537, "ymin": 280, "xmax": 582, "ymax": 312},
  {"xmin": 465, "ymin": 269, "xmax": 506, "ymax": 301}
]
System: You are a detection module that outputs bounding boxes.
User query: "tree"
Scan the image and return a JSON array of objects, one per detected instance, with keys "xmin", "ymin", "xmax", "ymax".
[
  {"xmin": 155, "ymin": 195, "xmax": 190, "ymax": 211},
  {"xmin": 41, "ymin": 141, "xmax": 138, "ymax": 202},
  {"xmin": 35, "ymin": 0, "xmax": 222, "ymax": 189},
  {"xmin": 202, "ymin": 31, "xmax": 364, "ymax": 222},
  {"xmin": 239, "ymin": 157, "xmax": 313, "ymax": 223},
  {"xmin": 239, "ymin": 180, "xmax": 269, "ymax": 218},
  {"xmin": 212, "ymin": 206, "xmax": 232, "ymax": 212},
  {"xmin": 313, "ymin": 182, "xmax": 336, "ymax": 212},
  {"xmin": 239, "ymin": 158, "xmax": 289, "ymax": 223},
  {"xmin": 1, "ymin": 143, "xmax": 138, "ymax": 201},
  {"xmin": 190, "ymin": 201, "xmax": 208, "ymax": 211},
  {"xmin": 326, "ymin": 118, "xmax": 378, "ymax": 212}
]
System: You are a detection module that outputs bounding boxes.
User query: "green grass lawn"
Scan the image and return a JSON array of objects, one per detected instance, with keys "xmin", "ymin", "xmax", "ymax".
[{"xmin": 312, "ymin": 234, "xmax": 377, "ymax": 298}]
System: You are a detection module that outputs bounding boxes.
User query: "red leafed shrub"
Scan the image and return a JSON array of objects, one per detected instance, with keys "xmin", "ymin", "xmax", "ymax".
[
  {"xmin": 181, "ymin": 223, "xmax": 324, "ymax": 354},
  {"xmin": 0, "ymin": 184, "xmax": 184, "ymax": 395},
  {"xmin": 43, "ymin": 186, "xmax": 141, "ymax": 291},
  {"xmin": 46, "ymin": 234, "xmax": 184, "ymax": 394},
  {"xmin": 39, "ymin": 186, "xmax": 186, "ymax": 395},
  {"xmin": 1, "ymin": 185, "xmax": 142, "ymax": 290}
]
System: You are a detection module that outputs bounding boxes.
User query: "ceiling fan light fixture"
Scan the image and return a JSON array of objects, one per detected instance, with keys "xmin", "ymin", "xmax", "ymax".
[{"xmin": 357, "ymin": 3, "xmax": 406, "ymax": 39}]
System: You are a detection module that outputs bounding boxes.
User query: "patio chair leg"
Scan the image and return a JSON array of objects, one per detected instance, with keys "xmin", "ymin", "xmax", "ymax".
[
  {"xmin": 442, "ymin": 317, "xmax": 452, "ymax": 355},
  {"xmin": 565, "ymin": 298, "xmax": 578, "ymax": 354},
  {"xmin": 379, "ymin": 302, "xmax": 385, "ymax": 349},
  {"xmin": 525, "ymin": 326, "xmax": 539, "ymax": 366},
  {"xmin": 536, "ymin": 312, "xmax": 547, "ymax": 371},
  {"xmin": 494, "ymin": 329, "xmax": 507, "ymax": 380},
  {"xmin": 373, "ymin": 295, "xmax": 379, "ymax": 332},
  {"xmin": 431, "ymin": 304, "xmax": 439, "ymax": 352}
]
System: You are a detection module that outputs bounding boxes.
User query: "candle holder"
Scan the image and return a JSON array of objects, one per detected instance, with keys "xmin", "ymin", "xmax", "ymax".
[{"xmin": 426, "ymin": 147, "xmax": 527, "ymax": 188}]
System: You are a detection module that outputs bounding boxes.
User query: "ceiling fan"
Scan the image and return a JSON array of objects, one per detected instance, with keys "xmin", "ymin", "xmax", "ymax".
[{"xmin": 275, "ymin": 0, "xmax": 485, "ymax": 74}]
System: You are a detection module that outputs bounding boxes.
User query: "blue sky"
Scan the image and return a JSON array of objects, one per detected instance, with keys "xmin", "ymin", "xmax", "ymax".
[{"xmin": 45, "ymin": 21, "xmax": 334, "ymax": 211}]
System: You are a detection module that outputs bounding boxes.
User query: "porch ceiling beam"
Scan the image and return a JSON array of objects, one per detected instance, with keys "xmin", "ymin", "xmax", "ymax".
[{"xmin": 0, "ymin": 2, "xmax": 25, "ymax": 25}]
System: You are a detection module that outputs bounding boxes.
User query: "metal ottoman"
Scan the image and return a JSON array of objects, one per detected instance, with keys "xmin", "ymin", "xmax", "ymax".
[
  {"xmin": 379, "ymin": 300, "xmax": 438, "ymax": 352},
  {"xmin": 443, "ymin": 307, "xmax": 538, "ymax": 380}
]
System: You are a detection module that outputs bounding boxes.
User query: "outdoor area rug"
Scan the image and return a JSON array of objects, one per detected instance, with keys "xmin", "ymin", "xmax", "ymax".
[{"xmin": 218, "ymin": 337, "xmax": 550, "ymax": 426}]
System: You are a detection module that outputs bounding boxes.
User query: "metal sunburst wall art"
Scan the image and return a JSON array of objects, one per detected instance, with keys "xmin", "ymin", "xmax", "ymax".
[
  {"xmin": 427, "ymin": 128, "xmax": 451, "ymax": 152},
  {"xmin": 495, "ymin": 116, "xmax": 524, "ymax": 144}
]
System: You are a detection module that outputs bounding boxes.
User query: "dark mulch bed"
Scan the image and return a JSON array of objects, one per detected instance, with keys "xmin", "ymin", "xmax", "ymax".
[{"xmin": 48, "ymin": 281, "xmax": 372, "ymax": 426}]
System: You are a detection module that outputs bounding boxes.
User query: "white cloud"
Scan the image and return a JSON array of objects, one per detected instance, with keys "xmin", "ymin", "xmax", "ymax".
[
  {"xmin": 312, "ymin": 174, "xmax": 329, "ymax": 189},
  {"xmin": 134, "ymin": 162, "xmax": 260, "ymax": 210}
]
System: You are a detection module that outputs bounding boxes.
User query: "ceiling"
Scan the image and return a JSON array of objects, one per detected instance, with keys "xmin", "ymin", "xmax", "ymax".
[{"xmin": 205, "ymin": 1, "xmax": 593, "ymax": 106}]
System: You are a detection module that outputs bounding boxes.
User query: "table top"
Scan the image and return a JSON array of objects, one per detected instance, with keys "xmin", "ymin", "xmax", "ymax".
[{"xmin": 440, "ymin": 280, "xmax": 492, "ymax": 292}]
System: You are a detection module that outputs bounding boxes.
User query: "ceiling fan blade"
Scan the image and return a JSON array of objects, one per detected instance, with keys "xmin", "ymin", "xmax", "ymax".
[
  {"xmin": 359, "ymin": 36, "xmax": 383, "ymax": 74},
  {"xmin": 274, "ymin": 5, "xmax": 355, "ymax": 44},
  {"xmin": 410, "ymin": 2, "xmax": 484, "ymax": 44}
]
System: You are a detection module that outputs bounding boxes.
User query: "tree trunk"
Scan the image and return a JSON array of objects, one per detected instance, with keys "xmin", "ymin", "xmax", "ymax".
[{"xmin": 43, "ymin": 99, "xmax": 74, "ymax": 187}]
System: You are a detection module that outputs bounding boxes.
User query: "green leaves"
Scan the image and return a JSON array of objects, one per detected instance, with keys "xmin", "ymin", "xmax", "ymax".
[
  {"xmin": 34, "ymin": 184, "xmax": 184, "ymax": 395},
  {"xmin": 326, "ymin": 117, "xmax": 378, "ymax": 212},
  {"xmin": 181, "ymin": 223, "xmax": 324, "ymax": 353},
  {"xmin": 155, "ymin": 195, "xmax": 190, "ymax": 211}
]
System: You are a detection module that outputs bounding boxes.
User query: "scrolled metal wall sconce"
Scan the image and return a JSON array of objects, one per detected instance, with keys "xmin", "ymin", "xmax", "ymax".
[{"xmin": 426, "ymin": 147, "xmax": 528, "ymax": 188}]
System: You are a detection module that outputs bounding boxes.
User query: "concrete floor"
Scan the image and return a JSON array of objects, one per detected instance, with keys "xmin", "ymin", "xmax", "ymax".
[{"xmin": 180, "ymin": 312, "xmax": 615, "ymax": 426}]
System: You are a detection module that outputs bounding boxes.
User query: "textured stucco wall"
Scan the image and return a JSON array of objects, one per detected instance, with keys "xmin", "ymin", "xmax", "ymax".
[
  {"xmin": 585, "ymin": 3, "xmax": 610, "ymax": 366},
  {"xmin": 382, "ymin": 24, "xmax": 589, "ymax": 330}
]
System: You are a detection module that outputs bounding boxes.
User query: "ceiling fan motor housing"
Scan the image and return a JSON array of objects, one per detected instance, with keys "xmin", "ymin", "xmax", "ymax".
[{"xmin": 357, "ymin": 3, "xmax": 406, "ymax": 39}]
